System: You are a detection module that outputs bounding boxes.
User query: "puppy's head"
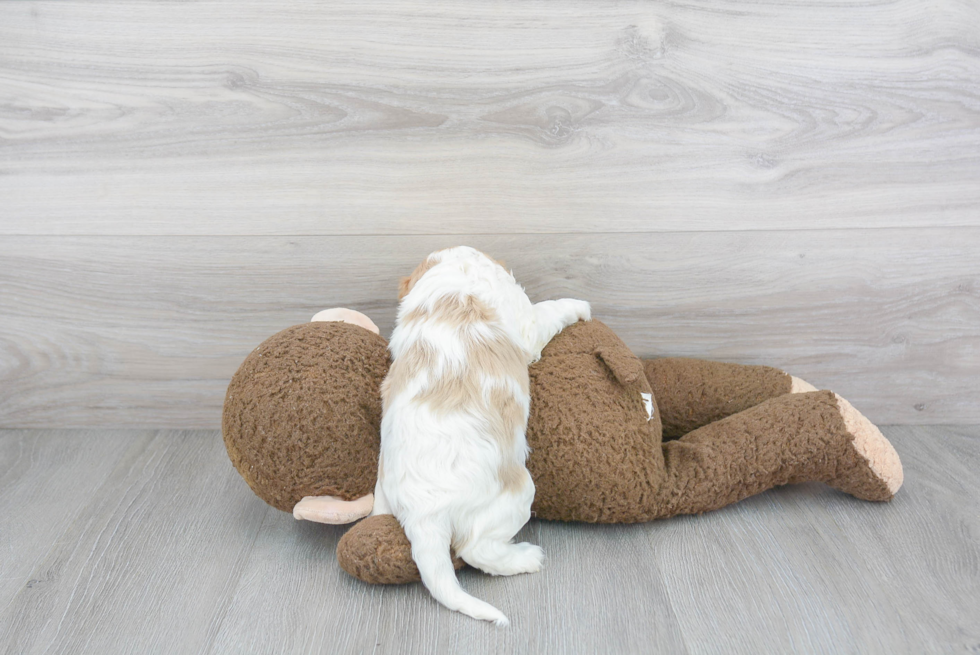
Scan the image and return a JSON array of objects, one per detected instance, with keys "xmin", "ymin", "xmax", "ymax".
[{"xmin": 398, "ymin": 247, "xmax": 509, "ymax": 300}]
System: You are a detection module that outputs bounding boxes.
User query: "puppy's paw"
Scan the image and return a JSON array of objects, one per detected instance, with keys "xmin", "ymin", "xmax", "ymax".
[
  {"xmin": 508, "ymin": 542, "xmax": 544, "ymax": 574},
  {"xmin": 562, "ymin": 298, "xmax": 591, "ymax": 322}
]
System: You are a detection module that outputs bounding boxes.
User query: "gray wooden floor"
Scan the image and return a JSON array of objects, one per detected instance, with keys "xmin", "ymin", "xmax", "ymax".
[{"xmin": 1, "ymin": 427, "xmax": 977, "ymax": 654}]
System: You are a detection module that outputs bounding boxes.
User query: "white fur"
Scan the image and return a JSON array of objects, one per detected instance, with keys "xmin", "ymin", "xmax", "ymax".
[{"xmin": 372, "ymin": 246, "xmax": 590, "ymax": 625}]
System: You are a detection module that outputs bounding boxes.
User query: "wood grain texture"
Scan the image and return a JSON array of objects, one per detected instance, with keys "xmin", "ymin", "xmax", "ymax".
[
  {"xmin": 1, "ymin": 0, "xmax": 979, "ymax": 235},
  {"xmin": 0, "ymin": 429, "xmax": 153, "ymax": 613},
  {"xmin": 0, "ymin": 427, "xmax": 977, "ymax": 654},
  {"xmin": 2, "ymin": 229, "xmax": 977, "ymax": 427},
  {"xmin": 0, "ymin": 430, "xmax": 269, "ymax": 655}
]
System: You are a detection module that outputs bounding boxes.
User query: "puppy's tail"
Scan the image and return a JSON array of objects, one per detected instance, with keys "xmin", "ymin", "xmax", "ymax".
[{"xmin": 405, "ymin": 520, "xmax": 509, "ymax": 626}]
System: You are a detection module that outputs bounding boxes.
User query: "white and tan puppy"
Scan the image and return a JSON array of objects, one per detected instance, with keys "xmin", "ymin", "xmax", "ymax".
[{"xmin": 372, "ymin": 246, "xmax": 590, "ymax": 625}]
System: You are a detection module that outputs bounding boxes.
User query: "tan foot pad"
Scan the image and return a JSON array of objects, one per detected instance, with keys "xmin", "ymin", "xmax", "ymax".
[
  {"xmin": 293, "ymin": 494, "xmax": 374, "ymax": 524},
  {"xmin": 835, "ymin": 394, "xmax": 904, "ymax": 498},
  {"xmin": 791, "ymin": 376, "xmax": 818, "ymax": 393}
]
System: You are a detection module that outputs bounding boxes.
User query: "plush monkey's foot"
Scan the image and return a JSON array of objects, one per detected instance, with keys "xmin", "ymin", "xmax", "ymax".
[
  {"xmin": 790, "ymin": 376, "xmax": 818, "ymax": 393},
  {"xmin": 293, "ymin": 494, "xmax": 374, "ymax": 524},
  {"xmin": 830, "ymin": 394, "xmax": 903, "ymax": 501},
  {"xmin": 788, "ymin": 381, "xmax": 901, "ymax": 500}
]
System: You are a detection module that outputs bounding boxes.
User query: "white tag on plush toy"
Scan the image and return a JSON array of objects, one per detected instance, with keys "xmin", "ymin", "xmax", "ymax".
[{"xmin": 641, "ymin": 393, "xmax": 655, "ymax": 421}]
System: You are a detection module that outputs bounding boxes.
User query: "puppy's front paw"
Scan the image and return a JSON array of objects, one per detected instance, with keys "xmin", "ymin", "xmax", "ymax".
[{"xmin": 573, "ymin": 299, "xmax": 591, "ymax": 322}]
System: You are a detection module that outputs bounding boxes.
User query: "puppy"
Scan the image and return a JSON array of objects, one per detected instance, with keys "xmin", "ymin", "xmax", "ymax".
[{"xmin": 371, "ymin": 246, "xmax": 590, "ymax": 625}]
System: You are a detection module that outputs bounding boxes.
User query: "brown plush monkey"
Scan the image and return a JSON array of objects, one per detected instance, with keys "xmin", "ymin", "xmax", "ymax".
[{"xmin": 222, "ymin": 309, "xmax": 902, "ymax": 585}]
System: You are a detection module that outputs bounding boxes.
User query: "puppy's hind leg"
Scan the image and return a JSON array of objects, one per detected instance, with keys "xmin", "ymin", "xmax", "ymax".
[
  {"xmin": 369, "ymin": 478, "xmax": 392, "ymax": 516},
  {"xmin": 456, "ymin": 492, "xmax": 544, "ymax": 577},
  {"xmin": 405, "ymin": 517, "xmax": 509, "ymax": 626},
  {"xmin": 458, "ymin": 540, "xmax": 544, "ymax": 577}
]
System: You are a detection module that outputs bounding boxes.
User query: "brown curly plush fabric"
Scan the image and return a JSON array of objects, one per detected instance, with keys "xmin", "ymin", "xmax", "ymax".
[
  {"xmin": 526, "ymin": 324, "xmax": 888, "ymax": 523},
  {"xmin": 525, "ymin": 320, "xmax": 665, "ymax": 523},
  {"xmin": 643, "ymin": 358, "xmax": 792, "ymax": 439},
  {"xmin": 337, "ymin": 515, "xmax": 465, "ymax": 585},
  {"xmin": 222, "ymin": 322, "xmax": 390, "ymax": 512}
]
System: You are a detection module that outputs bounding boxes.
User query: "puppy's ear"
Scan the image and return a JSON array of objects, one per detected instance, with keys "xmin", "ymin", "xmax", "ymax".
[
  {"xmin": 399, "ymin": 256, "xmax": 438, "ymax": 300},
  {"xmin": 398, "ymin": 276, "xmax": 412, "ymax": 300}
]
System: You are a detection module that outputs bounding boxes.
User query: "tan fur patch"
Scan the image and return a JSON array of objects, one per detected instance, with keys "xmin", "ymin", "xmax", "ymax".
[
  {"xmin": 470, "ymin": 333, "xmax": 529, "ymax": 393},
  {"xmin": 400, "ymin": 305, "xmax": 427, "ymax": 325},
  {"xmin": 398, "ymin": 257, "xmax": 437, "ymax": 300},
  {"xmin": 439, "ymin": 295, "xmax": 498, "ymax": 324},
  {"xmin": 414, "ymin": 335, "xmax": 528, "ymax": 415},
  {"xmin": 415, "ymin": 367, "xmax": 484, "ymax": 415},
  {"xmin": 381, "ymin": 340, "xmax": 437, "ymax": 407},
  {"xmin": 498, "ymin": 462, "xmax": 527, "ymax": 494},
  {"xmin": 409, "ymin": 332, "xmax": 528, "ymax": 453},
  {"xmin": 485, "ymin": 386, "xmax": 527, "ymax": 451},
  {"xmin": 402, "ymin": 295, "xmax": 499, "ymax": 327}
]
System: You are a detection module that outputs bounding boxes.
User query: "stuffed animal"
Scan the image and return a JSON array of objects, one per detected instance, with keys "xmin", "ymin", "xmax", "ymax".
[{"xmin": 222, "ymin": 308, "xmax": 903, "ymax": 585}]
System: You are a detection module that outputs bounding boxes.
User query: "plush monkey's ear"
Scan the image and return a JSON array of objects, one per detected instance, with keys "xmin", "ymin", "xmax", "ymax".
[
  {"xmin": 594, "ymin": 344, "xmax": 645, "ymax": 387},
  {"xmin": 398, "ymin": 276, "xmax": 412, "ymax": 300}
]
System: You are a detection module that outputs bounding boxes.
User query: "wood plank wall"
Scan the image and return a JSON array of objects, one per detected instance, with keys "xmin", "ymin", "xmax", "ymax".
[{"xmin": 2, "ymin": 0, "xmax": 978, "ymax": 427}]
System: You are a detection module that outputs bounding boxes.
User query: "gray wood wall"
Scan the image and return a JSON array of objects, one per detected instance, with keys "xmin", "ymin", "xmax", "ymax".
[{"xmin": 2, "ymin": 0, "xmax": 978, "ymax": 428}]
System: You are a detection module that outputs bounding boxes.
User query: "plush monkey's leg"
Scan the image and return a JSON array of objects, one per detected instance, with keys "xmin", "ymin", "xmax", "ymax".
[
  {"xmin": 650, "ymin": 390, "xmax": 903, "ymax": 519},
  {"xmin": 336, "ymin": 514, "xmax": 464, "ymax": 585},
  {"xmin": 643, "ymin": 358, "xmax": 807, "ymax": 439}
]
